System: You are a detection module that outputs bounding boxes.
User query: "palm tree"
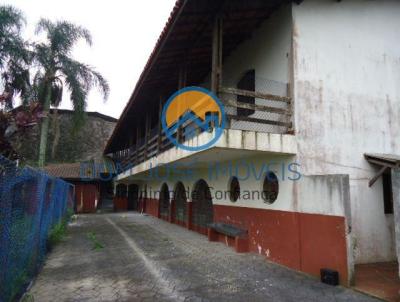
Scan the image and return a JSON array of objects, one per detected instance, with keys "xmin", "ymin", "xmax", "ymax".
[
  {"xmin": 32, "ymin": 19, "xmax": 109, "ymax": 167},
  {"xmin": 0, "ymin": 5, "xmax": 31, "ymax": 108},
  {"xmin": 0, "ymin": 5, "xmax": 31, "ymax": 159}
]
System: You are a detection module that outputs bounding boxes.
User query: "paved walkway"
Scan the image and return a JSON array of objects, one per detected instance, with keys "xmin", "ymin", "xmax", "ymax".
[{"xmin": 27, "ymin": 213, "xmax": 379, "ymax": 302}]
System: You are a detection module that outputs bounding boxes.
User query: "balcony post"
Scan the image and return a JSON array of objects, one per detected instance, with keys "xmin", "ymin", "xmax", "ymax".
[
  {"xmin": 144, "ymin": 114, "xmax": 151, "ymax": 160},
  {"xmin": 157, "ymin": 97, "xmax": 163, "ymax": 154},
  {"xmin": 211, "ymin": 15, "xmax": 223, "ymax": 95},
  {"xmin": 287, "ymin": 83, "xmax": 294, "ymax": 134},
  {"xmin": 135, "ymin": 126, "xmax": 140, "ymax": 165},
  {"xmin": 177, "ymin": 64, "xmax": 187, "ymax": 143}
]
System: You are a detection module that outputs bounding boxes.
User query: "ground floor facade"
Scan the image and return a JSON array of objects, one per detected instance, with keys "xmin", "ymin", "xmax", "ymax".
[
  {"xmin": 114, "ymin": 153, "xmax": 355, "ymax": 286},
  {"xmin": 112, "ymin": 148, "xmax": 400, "ymax": 297}
]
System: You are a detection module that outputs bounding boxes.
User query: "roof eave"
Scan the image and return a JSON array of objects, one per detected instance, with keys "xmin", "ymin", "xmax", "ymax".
[{"xmin": 104, "ymin": 0, "xmax": 187, "ymax": 154}]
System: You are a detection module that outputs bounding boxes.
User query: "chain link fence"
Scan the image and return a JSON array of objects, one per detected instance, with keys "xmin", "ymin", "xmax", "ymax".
[{"xmin": 0, "ymin": 155, "xmax": 74, "ymax": 302}]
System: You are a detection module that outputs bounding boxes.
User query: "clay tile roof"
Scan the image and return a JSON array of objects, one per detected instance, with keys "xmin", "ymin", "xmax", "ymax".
[
  {"xmin": 104, "ymin": 0, "xmax": 291, "ymax": 154},
  {"xmin": 104, "ymin": 0, "xmax": 184, "ymax": 154},
  {"xmin": 44, "ymin": 158, "xmax": 117, "ymax": 180},
  {"xmin": 44, "ymin": 163, "xmax": 83, "ymax": 179}
]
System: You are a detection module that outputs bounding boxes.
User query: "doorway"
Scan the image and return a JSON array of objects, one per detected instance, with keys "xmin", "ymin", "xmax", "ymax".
[
  {"xmin": 127, "ymin": 184, "xmax": 139, "ymax": 211},
  {"xmin": 191, "ymin": 179, "xmax": 213, "ymax": 233},
  {"xmin": 159, "ymin": 183, "xmax": 170, "ymax": 219},
  {"xmin": 174, "ymin": 182, "xmax": 187, "ymax": 224}
]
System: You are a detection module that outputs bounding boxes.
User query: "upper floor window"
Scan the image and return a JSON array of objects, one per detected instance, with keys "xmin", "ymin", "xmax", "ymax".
[{"xmin": 237, "ymin": 69, "xmax": 255, "ymax": 117}]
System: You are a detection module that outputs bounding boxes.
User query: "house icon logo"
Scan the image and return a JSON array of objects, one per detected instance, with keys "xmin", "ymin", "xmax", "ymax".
[{"xmin": 161, "ymin": 86, "xmax": 226, "ymax": 151}]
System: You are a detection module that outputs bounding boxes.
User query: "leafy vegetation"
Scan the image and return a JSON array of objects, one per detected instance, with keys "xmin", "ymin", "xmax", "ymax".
[
  {"xmin": 47, "ymin": 208, "xmax": 73, "ymax": 250},
  {"xmin": 0, "ymin": 5, "xmax": 31, "ymax": 107},
  {"xmin": 20, "ymin": 293, "xmax": 34, "ymax": 302},
  {"xmin": 47, "ymin": 220, "xmax": 67, "ymax": 249},
  {"xmin": 86, "ymin": 232, "xmax": 104, "ymax": 250},
  {"xmin": 9, "ymin": 270, "xmax": 29, "ymax": 302},
  {"xmin": 0, "ymin": 5, "xmax": 109, "ymax": 165},
  {"xmin": 33, "ymin": 19, "xmax": 109, "ymax": 166},
  {"xmin": 0, "ymin": 6, "xmax": 33, "ymax": 160}
]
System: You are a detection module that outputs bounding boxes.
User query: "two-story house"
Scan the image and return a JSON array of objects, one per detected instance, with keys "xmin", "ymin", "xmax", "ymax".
[{"xmin": 104, "ymin": 0, "xmax": 400, "ymax": 288}]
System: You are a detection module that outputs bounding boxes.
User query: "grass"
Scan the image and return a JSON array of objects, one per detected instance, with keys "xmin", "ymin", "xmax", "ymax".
[
  {"xmin": 47, "ymin": 221, "xmax": 67, "ymax": 248},
  {"xmin": 86, "ymin": 232, "xmax": 104, "ymax": 250},
  {"xmin": 20, "ymin": 293, "xmax": 34, "ymax": 302},
  {"xmin": 6, "ymin": 210, "xmax": 73, "ymax": 302},
  {"xmin": 9, "ymin": 271, "xmax": 29, "ymax": 302},
  {"xmin": 47, "ymin": 209, "xmax": 73, "ymax": 250}
]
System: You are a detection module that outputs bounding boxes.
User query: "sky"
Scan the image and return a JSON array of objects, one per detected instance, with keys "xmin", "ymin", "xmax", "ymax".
[{"xmin": 3, "ymin": 0, "xmax": 177, "ymax": 118}]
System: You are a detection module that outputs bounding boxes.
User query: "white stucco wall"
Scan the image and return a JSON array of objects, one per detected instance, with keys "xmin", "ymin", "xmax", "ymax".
[
  {"xmin": 222, "ymin": 4, "xmax": 291, "ymax": 85},
  {"xmin": 115, "ymin": 0, "xmax": 400, "ymax": 266},
  {"xmin": 142, "ymin": 154, "xmax": 296, "ymax": 210},
  {"xmin": 292, "ymin": 0, "xmax": 400, "ymax": 263},
  {"xmin": 128, "ymin": 152, "xmax": 349, "ymax": 219},
  {"xmin": 220, "ymin": 3, "xmax": 292, "ymax": 133}
]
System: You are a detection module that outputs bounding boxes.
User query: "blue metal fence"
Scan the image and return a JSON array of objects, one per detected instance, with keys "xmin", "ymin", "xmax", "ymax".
[{"xmin": 0, "ymin": 155, "xmax": 74, "ymax": 302}]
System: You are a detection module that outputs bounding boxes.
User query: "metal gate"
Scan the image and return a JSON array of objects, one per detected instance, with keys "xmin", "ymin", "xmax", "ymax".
[
  {"xmin": 191, "ymin": 179, "xmax": 213, "ymax": 228},
  {"xmin": 159, "ymin": 183, "xmax": 170, "ymax": 218},
  {"xmin": 174, "ymin": 182, "xmax": 187, "ymax": 223}
]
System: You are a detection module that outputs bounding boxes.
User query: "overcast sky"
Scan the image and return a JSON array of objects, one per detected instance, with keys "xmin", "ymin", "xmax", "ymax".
[{"xmin": 3, "ymin": 0, "xmax": 177, "ymax": 118}]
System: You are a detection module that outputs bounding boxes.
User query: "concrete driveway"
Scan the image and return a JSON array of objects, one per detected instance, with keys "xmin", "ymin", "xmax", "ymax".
[{"xmin": 27, "ymin": 213, "xmax": 379, "ymax": 302}]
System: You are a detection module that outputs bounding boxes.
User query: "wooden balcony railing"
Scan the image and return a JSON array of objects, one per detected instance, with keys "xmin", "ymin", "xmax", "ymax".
[
  {"xmin": 110, "ymin": 86, "xmax": 292, "ymax": 172},
  {"xmin": 219, "ymin": 87, "xmax": 292, "ymax": 130}
]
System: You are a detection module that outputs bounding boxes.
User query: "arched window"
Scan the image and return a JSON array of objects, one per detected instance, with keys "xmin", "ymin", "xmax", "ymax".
[
  {"xmin": 191, "ymin": 179, "xmax": 213, "ymax": 229},
  {"xmin": 262, "ymin": 171, "xmax": 279, "ymax": 204},
  {"xmin": 228, "ymin": 176, "xmax": 240, "ymax": 202}
]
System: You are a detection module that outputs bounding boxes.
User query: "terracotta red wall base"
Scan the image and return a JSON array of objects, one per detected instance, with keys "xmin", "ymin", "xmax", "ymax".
[
  {"xmin": 207, "ymin": 228, "xmax": 249, "ymax": 253},
  {"xmin": 186, "ymin": 202, "xmax": 192, "ymax": 229},
  {"xmin": 137, "ymin": 198, "xmax": 349, "ymax": 286},
  {"xmin": 191, "ymin": 224, "xmax": 208, "ymax": 235},
  {"xmin": 235, "ymin": 236, "xmax": 249, "ymax": 253},
  {"xmin": 213, "ymin": 205, "xmax": 348, "ymax": 285},
  {"xmin": 174, "ymin": 219, "xmax": 186, "ymax": 227},
  {"xmin": 113, "ymin": 197, "xmax": 128, "ymax": 211},
  {"xmin": 75, "ymin": 184, "xmax": 98, "ymax": 213},
  {"xmin": 299, "ymin": 212, "xmax": 348, "ymax": 282},
  {"xmin": 144, "ymin": 198, "xmax": 159, "ymax": 217},
  {"xmin": 160, "ymin": 214, "xmax": 169, "ymax": 222}
]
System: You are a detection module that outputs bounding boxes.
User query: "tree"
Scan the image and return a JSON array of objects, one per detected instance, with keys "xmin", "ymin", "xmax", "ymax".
[
  {"xmin": 0, "ymin": 5, "xmax": 32, "ymax": 159},
  {"xmin": 32, "ymin": 19, "xmax": 109, "ymax": 167},
  {"xmin": 0, "ymin": 5, "xmax": 31, "ymax": 107}
]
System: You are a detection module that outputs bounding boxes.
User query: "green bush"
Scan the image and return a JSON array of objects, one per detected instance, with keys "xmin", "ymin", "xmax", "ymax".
[
  {"xmin": 47, "ymin": 221, "xmax": 66, "ymax": 250},
  {"xmin": 47, "ymin": 209, "xmax": 73, "ymax": 250}
]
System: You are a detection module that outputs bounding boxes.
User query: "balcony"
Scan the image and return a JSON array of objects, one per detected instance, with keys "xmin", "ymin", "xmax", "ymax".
[
  {"xmin": 110, "ymin": 79, "xmax": 294, "ymax": 174},
  {"xmin": 105, "ymin": 6, "xmax": 297, "ymax": 176}
]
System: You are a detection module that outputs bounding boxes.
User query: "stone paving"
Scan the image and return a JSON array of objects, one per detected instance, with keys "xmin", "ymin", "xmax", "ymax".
[{"xmin": 27, "ymin": 213, "xmax": 380, "ymax": 302}]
